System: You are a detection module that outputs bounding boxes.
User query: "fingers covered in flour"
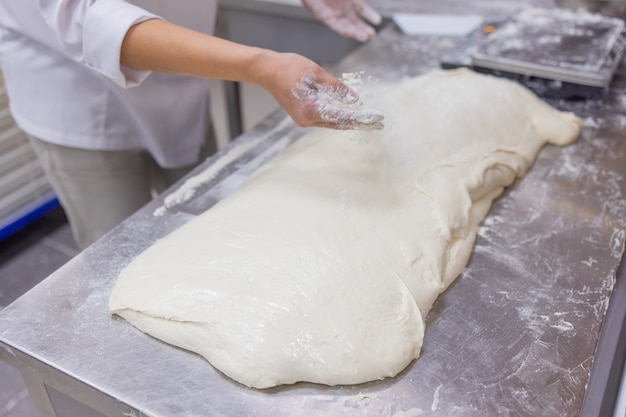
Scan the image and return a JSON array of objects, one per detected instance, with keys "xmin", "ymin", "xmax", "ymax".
[
  {"xmin": 293, "ymin": 71, "xmax": 384, "ymax": 130},
  {"xmin": 255, "ymin": 52, "xmax": 383, "ymax": 130},
  {"xmin": 316, "ymin": 103, "xmax": 385, "ymax": 131}
]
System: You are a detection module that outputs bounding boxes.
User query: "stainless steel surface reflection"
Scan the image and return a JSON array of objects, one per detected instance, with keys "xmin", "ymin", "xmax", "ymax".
[
  {"xmin": 554, "ymin": 0, "xmax": 626, "ymax": 19},
  {"xmin": 1, "ymin": 10, "xmax": 625, "ymax": 417}
]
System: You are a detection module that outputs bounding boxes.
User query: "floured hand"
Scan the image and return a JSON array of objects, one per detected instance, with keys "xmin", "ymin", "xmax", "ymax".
[
  {"xmin": 293, "ymin": 72, "xmax": 384, "ymax": 131},
  {"xmin": 255, "ymin": 51, "xmax": 384, "ymax": 131}
]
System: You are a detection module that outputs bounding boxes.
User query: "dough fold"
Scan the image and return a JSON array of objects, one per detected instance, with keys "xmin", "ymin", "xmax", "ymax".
[{"xmin": 109, "ymin": 69, "xmax": 581, "ymax": 389}]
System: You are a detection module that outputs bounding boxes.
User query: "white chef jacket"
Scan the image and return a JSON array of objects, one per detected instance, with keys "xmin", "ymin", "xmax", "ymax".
[{"xmin": 0, "ymin": 0, "xmax": 218, "ymax": 168}]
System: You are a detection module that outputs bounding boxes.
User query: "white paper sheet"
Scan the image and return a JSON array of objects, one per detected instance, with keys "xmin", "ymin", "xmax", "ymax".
[{"xmin": 393, "ymin": 13, "xmax": 483, "ymax": 36}]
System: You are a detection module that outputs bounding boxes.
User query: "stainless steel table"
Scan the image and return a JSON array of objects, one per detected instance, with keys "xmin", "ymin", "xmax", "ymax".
[{"xmin": 2, "ymin": 12, "xmax": 626, "ymax": 417}]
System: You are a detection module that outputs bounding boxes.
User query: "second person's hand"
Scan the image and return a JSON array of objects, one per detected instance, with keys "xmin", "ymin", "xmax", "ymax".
[{"xmin": 301, "ymin": 0, "xmax": 382, "ymax": 42}]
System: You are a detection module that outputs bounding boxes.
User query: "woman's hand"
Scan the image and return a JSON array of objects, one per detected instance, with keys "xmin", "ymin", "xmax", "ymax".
[{"xmin": 253, "ymin": 51, "xmax": 384, "ymax": 130}]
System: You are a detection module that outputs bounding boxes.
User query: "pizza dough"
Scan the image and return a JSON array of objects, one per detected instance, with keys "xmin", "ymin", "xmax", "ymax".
[{"xmin": 109, "ymin": 69, "xmax": 581, "ymax": 389}]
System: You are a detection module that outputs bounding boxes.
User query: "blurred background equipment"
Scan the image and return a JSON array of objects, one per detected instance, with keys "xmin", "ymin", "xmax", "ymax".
[{"xmin": 0, "ymin": 71, "xmax": 58, "ymax": 241}]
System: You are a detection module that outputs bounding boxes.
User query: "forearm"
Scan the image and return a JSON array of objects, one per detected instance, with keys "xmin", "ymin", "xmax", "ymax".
[
  {"xmin": 120, "ymin": 18, "xmax": 384, "ymax": 130},
  {"xmin": 120, "ymin": 18, "xmax": 274, "ymax": 85}
]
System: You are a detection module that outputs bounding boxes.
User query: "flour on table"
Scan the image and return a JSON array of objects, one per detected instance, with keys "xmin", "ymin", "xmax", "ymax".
[
  {"xmin": 152, "ymin": 137, "xmax": 262, "ymax": 216},
  {"xmin": 109, "ymin": 68, "xmax": 581, "ymax": 389},
  {"xmin": 152, "ymin": 117, "xmax": 294, "ymax": 216}
]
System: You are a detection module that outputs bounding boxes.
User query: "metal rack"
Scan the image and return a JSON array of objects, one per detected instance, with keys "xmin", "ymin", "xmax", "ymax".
[{"xmin": 0, "ymin": 71, "xmax": 58, "ymax": 241}]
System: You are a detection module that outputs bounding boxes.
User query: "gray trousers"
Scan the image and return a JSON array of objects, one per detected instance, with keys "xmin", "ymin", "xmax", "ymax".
[{"xmin": 28, "ymin": 129, "xmax": 217, "ymax": 249}]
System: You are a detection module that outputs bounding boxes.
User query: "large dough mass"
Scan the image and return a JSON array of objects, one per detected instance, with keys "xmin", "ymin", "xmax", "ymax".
[{"xmin": 109, "ymin": 69, "xmax": 581, "ymax": 389}]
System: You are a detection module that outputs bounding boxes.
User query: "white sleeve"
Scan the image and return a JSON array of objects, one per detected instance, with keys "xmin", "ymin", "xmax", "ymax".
[{"xmin": 36, "ymin": 0, "xmax": 162, "ymax": 88}]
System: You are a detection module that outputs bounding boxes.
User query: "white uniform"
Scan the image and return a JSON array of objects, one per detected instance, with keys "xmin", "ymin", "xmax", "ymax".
[
  {"xmin": 0, "ymin": 0, "xmax": 219, "ymax": 248},
  {"xmin": 0, "ymin": 0, "xmax": 218, "ymax": 168}
]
